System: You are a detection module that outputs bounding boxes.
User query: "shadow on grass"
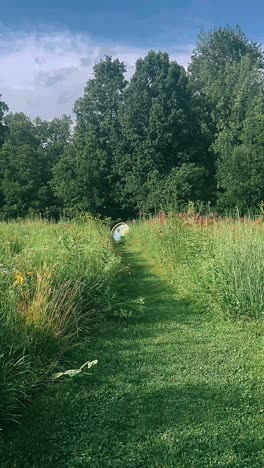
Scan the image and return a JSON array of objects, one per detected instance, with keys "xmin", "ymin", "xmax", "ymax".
[
  {"xmin": 0, "ymin": 245, "xmax": 262, "ymax": 467},
  {"xmin": 114, "ymin": 247, "xmax": 205, "ymax": 324}
]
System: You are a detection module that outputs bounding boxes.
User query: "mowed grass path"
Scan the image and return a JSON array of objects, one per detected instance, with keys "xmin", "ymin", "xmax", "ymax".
[{"xmin": 1, "ymin": 245, "xmax": 263, "ymax": 467}]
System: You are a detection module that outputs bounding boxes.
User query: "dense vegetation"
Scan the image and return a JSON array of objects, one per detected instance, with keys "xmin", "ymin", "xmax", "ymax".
[
  {"xmin": 0, "ymin": 218, "xmax": 120, "ymax": 426},
  {"xmin": 133, "ymin": 211, "xmax": 264, "ymax": 320},
  {"xmin": 0, "ymin": 23, "xmax": 264, "ymax": 465},
  {"xmin": 1, "ymin": 215, "xmax": 263, "ymax": 466},
  {"xmin": 0, "ymin": 26, "xmax": 263, "ymax": 219}
]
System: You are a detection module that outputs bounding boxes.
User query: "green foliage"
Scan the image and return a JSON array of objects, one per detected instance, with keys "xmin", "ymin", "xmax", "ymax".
[
  {"xmin": 0, "ymin": 113, "xmax": 42, "ymax": 216},
  {"xmin": 189, "ymin": 26, "xmax": 264, "ymax": 212},
  {"xmin": 206, "ymin": 224, "xmax": 264, "ymax": 319},
  {"xmin": 217, "ymin": 114, "xmax": 264, "ymax": 210},
  {"xmin": 189, "ymin": 26, "xmax": 263, "ymax": 129},
  {"xmin": 0, "ymin": 113, "xmax": 72, "ymax": 217},
  {"xmin": 0, "ymin": 218, "xmax": 120, "ymax": 426},
  {"xmin": 115, "ymin": 51, "xmax": 212, "ymax": 214},
  {"xmin": 52, "ymin": 57, "xmax": 127, "ymax": 218},
  {"xmin": 132, "ymin": 214, "xmax": 264, "ymax": 320},
  {"xmin": 1, "ymin": 25, "xmax": 264, "ymax": 217},
  {"xmin": 34, "ymin": 115, "xmax": 72, "ymax": 215},
  {"xmin": 1, "ymin": 220, "xmax": 263, "ymax": 467}
]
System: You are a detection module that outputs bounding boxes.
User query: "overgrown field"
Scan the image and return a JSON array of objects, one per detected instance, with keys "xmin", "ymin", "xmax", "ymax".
[
  {"xmin": 131, "ymin": 212, "xmax": 264, "ymax": 320},
  {"xmin": 0, "ymin": 214, "xmax": 263, "ymax": 467},
  {"xmin": 0, "ymin": 217, "xmax": 120, "ymax": 426}
]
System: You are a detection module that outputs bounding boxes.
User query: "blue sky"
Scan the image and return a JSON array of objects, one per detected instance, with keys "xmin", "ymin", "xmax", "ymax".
[
  {"xmin": 0, "ymin": 0, "xmax": 263, "ymax": 118},
  {"xmin": 2, "ymin": 0, "xmax": 264, "ymax": 46}
]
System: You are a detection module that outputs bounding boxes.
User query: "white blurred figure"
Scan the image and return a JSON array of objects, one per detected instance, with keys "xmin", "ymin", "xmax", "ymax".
[{"xmin": 112, "ymin": 223, "xmax": 129, "ymax": 242}]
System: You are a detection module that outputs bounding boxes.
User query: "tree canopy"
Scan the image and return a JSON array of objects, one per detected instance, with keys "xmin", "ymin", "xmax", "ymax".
[{"xmin": 0, "ymin": 26, "xmax": 263, "ymax": 219}]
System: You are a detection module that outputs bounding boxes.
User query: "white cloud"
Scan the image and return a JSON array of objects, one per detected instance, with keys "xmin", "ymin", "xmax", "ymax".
[{"xmin": 0, "ymin": 30, "xmax": 192, "ymax": 120}]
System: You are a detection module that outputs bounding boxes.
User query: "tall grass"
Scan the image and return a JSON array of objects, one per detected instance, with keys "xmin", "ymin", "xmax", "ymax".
[
  {"xmin": 129, "ymin": 212, "xmax": 264, "ymax": 320},
  {"xmin": 0, "ymin": 217, "xmax": 120, "ymax": 426},
  {"xmin": 201, "ymin": 220, "xmax": 264, "ymax": 319}
]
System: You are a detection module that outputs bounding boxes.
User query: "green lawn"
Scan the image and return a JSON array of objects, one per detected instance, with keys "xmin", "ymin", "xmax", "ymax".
[{"xmin": 0, "ymin": 242, "xmax": 263, "ymax": 467}]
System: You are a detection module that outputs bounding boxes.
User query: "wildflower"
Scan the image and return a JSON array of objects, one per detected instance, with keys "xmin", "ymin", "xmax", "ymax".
[{"xmin": 15, "ymin": 271, "xmax": 25, "ymax": 285}]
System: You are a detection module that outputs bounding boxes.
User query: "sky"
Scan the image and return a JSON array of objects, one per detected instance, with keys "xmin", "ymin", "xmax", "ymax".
[{"xmin": 0, "ymin": 0, "xmax": 263, "ymax": 120}]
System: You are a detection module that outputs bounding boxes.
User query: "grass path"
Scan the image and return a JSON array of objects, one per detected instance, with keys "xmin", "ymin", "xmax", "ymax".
[{"xmin": 0, "ymin": 245, "xmax": 263, "ymax": 467}]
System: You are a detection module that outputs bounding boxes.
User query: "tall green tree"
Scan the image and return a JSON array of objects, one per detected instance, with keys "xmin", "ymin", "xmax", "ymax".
[
  {"xmin": 34, "ymin": 115, "xmax": 72, "ymax": 215},
  {"xmin": 0, "ymin": 113, "xmax": 42, "ymax": 216},
  {"xmin": 189, "ymin": 26, "xmax": 264, "ymax": 210},
  {"xmin": 34, "ymin": 115, "xmax": 72, "ymax": 164},
  {"xmin": 189, "ymin": 26, "xmax": 263, "ymax": 129},
  {"xmin": 0, "ymin": 113, "xmax": 71, "ymax": 216},
  {"xmin": 53, "ymin": 56, "xmax": 127, "ymax": 217},
  {"xmin": 115, "ymin": 50, "xmax": 212, "ymax": 214},
  {"xmin": 217, "ymin": 114, "xmax": 264, "ymax": 211}
]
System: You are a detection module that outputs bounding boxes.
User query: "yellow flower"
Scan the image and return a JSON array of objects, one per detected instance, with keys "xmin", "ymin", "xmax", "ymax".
[{"xmin": 15, "ymin": 271, "xmax": 25, "ymax": 286}]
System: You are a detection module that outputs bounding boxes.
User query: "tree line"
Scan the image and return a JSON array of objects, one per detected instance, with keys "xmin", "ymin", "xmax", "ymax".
[{"xmin": 0, "ymin": 26, "xmax": 263, "ymax": 219}]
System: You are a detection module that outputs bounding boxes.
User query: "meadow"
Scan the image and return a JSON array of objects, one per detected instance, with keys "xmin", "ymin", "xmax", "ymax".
[
  {"xmin": 0, "ymin": 217, "xmax": 120, "ymax": 426},
  {"xmin": 137, "ymin": 210, "xmax": 264, "ymax": 320},
  {"xmin": 0, "ymin": 213, "xmax": 263, "ymax": 467}
]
